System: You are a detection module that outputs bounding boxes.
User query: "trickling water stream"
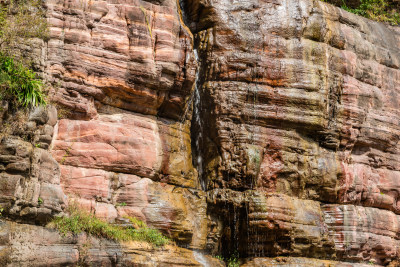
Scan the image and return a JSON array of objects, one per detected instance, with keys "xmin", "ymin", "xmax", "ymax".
[
  {"xmin": 191, "ymin": 49, "xmax": 207, "ymax": 191},
  {"xmin": 193, "ymin": 250, "xmax": 211, "ymax": 267}
]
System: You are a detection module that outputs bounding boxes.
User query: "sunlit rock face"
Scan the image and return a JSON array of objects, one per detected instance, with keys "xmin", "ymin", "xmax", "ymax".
[
  {"xmin": 1, "ymin": 0, "xmax": 400, "ymax": 265},
  {"xmin": 0, "ymin": 220, "xmax": 223, "ymax": 266},
  {"xmin": 183, "ymin": 0, "xmax": 400, "ymax": 264},
  {"xmin": 47, "ymin": 0, "xmax": 197, "ymax": 121},
  {"xmin": 44, "ymin": 0, "xmax": 209, "ymax": 250}
]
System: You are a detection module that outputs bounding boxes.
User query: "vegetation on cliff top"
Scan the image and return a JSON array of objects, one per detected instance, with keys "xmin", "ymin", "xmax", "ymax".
[
  {"xmin": 49, "ymin": 204, "xmax": 169, "ymax": 247},
  {"xmin": 321, "ymin": 0, "xmax": 400, "ymax": 25}
]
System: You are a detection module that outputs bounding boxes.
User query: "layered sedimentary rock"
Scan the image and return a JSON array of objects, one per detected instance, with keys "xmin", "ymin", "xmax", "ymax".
[
  {"xmin": 0, "ymin": 106, "xmax": 66, "ymax": 222},
  {"xmin": 45, "ymin": 0, "xmax": 207, "ymax": 250},
  {"xmin": 1, "ymin": 0, "xmax": 209, "ymax": 265},
  {"xmin": 0, "ymin": 220, "xmax": 223, "ymax": 266},
  {"xmin": 1, "ymin": 0, "xmax": 400, "ymax": 265},
  {"xmin": 242, "ymin": 257, "xmax": 376, "ymax": 267},
  {"xmin": 183, "ymin": 0, "xmax": 400, "ymax": 265},
  {"xmin": 46, "ymin": 0, "xmax": 197, "ymax": 121}
]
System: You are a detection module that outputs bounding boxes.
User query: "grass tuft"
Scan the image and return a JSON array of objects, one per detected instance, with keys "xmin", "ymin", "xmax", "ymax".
[{"xmin": 49, "ymin": 203, "xmax": 169, "ymax": 247}]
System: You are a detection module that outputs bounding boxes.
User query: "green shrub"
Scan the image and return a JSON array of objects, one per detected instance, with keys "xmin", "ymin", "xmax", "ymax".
[
  {"xmin": 49, "ymin": 204, "xmax": 169, "ymax": 247},
  {"xmin": 0, "ymin": 53, "xmax": 46, "ymax": 108},
  {"xmin": 321, "ymin": 0, "xmax": 400, "ymax": 25},
  {"xmin": 0, "ymin": 0, "xmax": 48, "ymax": 52},
  {"xmin": 214, "ymin": 253, "xmax": 240, "ymax": 267}
]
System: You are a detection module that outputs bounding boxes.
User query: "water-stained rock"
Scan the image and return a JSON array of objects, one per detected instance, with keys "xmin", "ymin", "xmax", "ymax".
[{"xmin": 182, "ymin": 0, "xmax": 400, "ymax": 263}]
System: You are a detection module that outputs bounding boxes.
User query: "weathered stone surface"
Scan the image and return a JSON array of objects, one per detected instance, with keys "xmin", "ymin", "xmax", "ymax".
[
  {"xmin": 60, "ymin": 165, "xmax": 207, "ymax": 249},
  {"xmin": 207, "ymin": 190, "xmax": 400, "ymax": 265},
  {"xmin": 0, "ymin": 106, "xmax": 67, "ymax": 221},
  {"xmin": 52, "ymin": 112, "xmax": 197, "ymax": 188},
  {"xmin": 0, "ymin": 220, "xmax": 223, "ymax": 267},
  {"xmin": 323, "ymin": 204, "xmax": 400, "ymax": 265},
  {"xmin": 185, "ymin": 0, "xmax": 400, "ymax": 202},
  {"xmin": 242, "ymin": 257, "xmax": 379, "ymax": 267},
  {"xmin": 1, "ymin": 0, "xmax": 400, "ymax": 265},
  {"xmin": 42, "ymin": 0, "xmax": 204, "ymax": 256},
  {"xmin": 182, "ymin": 0, "xmax": 400, "ymax": 263},
  {"xmin": 53, "ymin": 115, "xmax": 163, "ymax": 178},
  {"xmin": 46, "ymin": 0, "xmax": 197, "ymax": 120}
]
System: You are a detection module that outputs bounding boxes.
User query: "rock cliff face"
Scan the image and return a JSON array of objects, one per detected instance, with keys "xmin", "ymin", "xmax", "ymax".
[
  {"xmin": 0, "ymin": 0, "xmax": 400, "ymax": 266},
  {"xmin": 46, "ymin": 0, "xmax": 207, "ymax": 250},
  {"xmin": 183, "ymin": 0, "xmax": 400, "ymax": 265}
]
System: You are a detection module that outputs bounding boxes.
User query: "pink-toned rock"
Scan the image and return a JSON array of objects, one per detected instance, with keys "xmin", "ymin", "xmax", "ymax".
[
  {"xmin": 0, "ymin": 220, "xmax": 221, "ymax": 266},
  {"xmin": 60, "ymin": 166, "xmax": 112, "ymax": 200},
  {"xmin": 61, "ymin": 165, "xmax": 208, "ymax": 248},
  {"xmin": 46, "ymin": 0, "xmax": 197, "ymax": 120},
  {"xmin": 52, "ymin": 113, "xmax": 198, "ymax": 188},
  {"xmin": 208, "ymin": 190, "xmax": 400, "ymax": 264},
  {"xmin": 323, "ymin": 204, "xmax": 400, "ymax": 265},
  {"xmin": 52, "ymin": 115, "xmax": 161, "ymax": 178},
  {"xmin": 183, "ymin": 0, "xmax": 400, "ymax": 262},
  {"xmin": 242, "ymin": 257, "xmax": 380, "ymax": 266}
]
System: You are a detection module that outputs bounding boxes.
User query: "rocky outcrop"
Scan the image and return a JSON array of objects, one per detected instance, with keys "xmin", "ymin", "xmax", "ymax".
[
  {"xmin": 1, "ymin": 0, "xmax": 400, "ymax": 265},
  {"xmin": 183, "ymin": 0, "xmax": 400, "ymax": 265},
  {"xmin": 242, "ymin": 257, "xmax": 376, "ymax": 267},
  {"xmin": 0, "ymin": 220, "xmax": 223, "ymax": 266},
  {"xmin": 0, "ymin": 106, "xmax": 66, "ymax": 222},
  {"xmin": 45, "ymin": 0, "xmax": 206, "ymax": 250},
  {"xmin": 46, "ymin": 0, "xmax": 197, "ymax": 121},
  {"xmin": 1, "ymin": 0, "xmax": 210, "ymax": 264}
]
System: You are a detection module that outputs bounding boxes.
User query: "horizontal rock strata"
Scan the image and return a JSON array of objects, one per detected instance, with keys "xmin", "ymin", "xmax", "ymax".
[
  {"xmin": 45, "ymin": 0, "xmax": 205, "ymax": 250},
  {"xmin": 183, "ymin": 0, "xmax": 400, "ymax": 264},
  {"xmin": 0, "ymin": 220, "xmax": 223, "ymax": 266},
  {"xmin": 1, "ymin": 0, "xmax": 400, "ymax": 265},
  {"xmin": 46, "ymin": 0, "xmax": 197, "ymax": 120},
  {"xmin": 0, "ymin": 106, "xmax": 66, "ymax": 222}
]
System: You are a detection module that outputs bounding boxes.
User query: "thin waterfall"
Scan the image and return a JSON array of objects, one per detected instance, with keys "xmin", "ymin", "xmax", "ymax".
[
  {"xmin": 192, "ymin": 48, "xmax": 206, "ymax": 191},
  {"xmin": 178, "ymin": 0, "xmax": 206, "ymax": 191}
]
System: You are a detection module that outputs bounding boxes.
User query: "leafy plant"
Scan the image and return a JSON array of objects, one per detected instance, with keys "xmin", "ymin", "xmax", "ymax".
[
  {"xmin": 0, "ymin": 53, "xmax": 46, "ymax": 108},
  {"xmin": 215, "ymin": 255, "xmax": 224, "ymax": 261},
  {"xmin": 227, "ymin": 254, "xmax": 240, "ymax": 267},
  {"xmin": 49, "ymin": 203, "xmax": 169, "ymax": 247},
  {"xmin": 214, "ymin": 253, "xmax": 240, "ymax": 267},
  {"xmin": 116, "ymin": 202, "xmax": 127, "ymax": 207},
  {"xmin": 38, "ymin": 197, "xmax": 43, "ymax": 205},
  {"xmin": 321, "ymin": 0, "xmax": 400, "ymax": 25}
]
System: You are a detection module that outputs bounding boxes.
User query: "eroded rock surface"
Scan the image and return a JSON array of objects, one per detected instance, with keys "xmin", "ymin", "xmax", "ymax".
[
  {"xmin": 0, "ymin": 106, "xmax": 66, "ymax": 222},
  {"xmin": 45, "ymin": 0, "xmax": 207, "ymax": 250},
  {"xmin": 0, "ymin": 220, "xmax": 223, "ymax": 266},
  {"xmin": 1, "ymin": 0, "xmax": 400, "ymax": 265},
  {"xmin": 183, "ymin": 0, "xmax": 400, "ymax": 264},
  {"xmin": 46, "ymin": 0, "xmax": 197, "ymax": 120}
]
